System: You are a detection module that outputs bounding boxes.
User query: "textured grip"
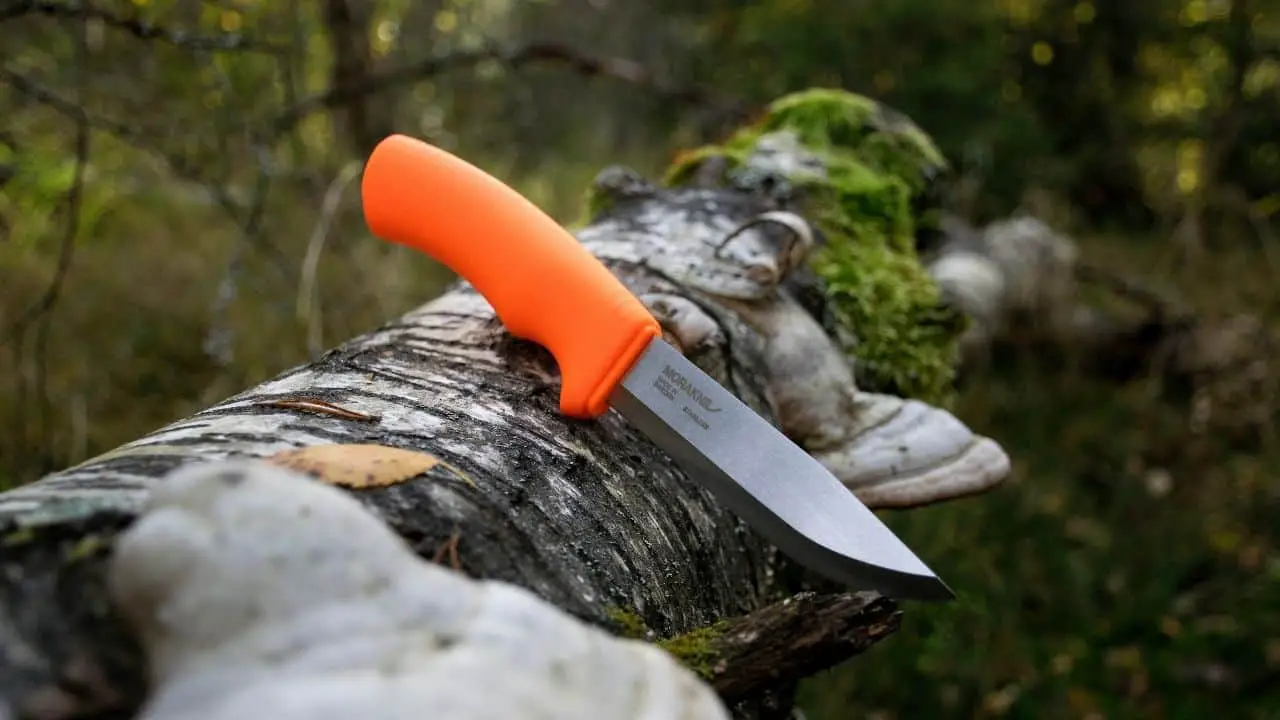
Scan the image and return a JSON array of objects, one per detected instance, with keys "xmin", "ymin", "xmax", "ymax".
[{"xmin": 360, "ymin": 134, "xmax": 661, "ymax": 418}]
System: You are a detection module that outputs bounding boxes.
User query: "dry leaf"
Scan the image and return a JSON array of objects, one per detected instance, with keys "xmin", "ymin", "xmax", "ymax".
[{"xmin": 266, "ymin": 444, "xmax": 472, "ymax": 489}]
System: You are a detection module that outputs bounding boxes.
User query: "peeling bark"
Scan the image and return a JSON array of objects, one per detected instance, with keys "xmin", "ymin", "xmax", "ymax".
[{"xmin": 0, "ymin": 141, "xmax": 1010, "ymax": 719}]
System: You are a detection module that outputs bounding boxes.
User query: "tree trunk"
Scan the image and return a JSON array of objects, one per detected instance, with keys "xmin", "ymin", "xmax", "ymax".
[{"xmin": 0, "ymin": 96, "xmax": 1012, "ymax": 720}]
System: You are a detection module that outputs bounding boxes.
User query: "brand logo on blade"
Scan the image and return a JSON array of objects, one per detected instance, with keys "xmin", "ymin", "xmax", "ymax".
[{"xmin": 659, "ymin": 365, "xmax": 722, "ymax": 414}]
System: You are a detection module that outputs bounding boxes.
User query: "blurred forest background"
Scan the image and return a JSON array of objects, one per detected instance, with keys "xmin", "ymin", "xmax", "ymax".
[{"xmin": 1, "ymin": 0, "xmax": 1278, "ymax": 717}]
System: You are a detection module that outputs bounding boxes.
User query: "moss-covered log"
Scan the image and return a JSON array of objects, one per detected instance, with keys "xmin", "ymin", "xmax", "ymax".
[{"xmin": 0, "ymin": 89, "xmax": 1011, "ymax": 720}]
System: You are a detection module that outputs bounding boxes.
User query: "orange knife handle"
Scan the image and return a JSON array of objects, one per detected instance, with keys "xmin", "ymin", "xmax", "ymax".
[{"xmin": 360, "ymin": 134, "xmax": 661, "ymax": 419}]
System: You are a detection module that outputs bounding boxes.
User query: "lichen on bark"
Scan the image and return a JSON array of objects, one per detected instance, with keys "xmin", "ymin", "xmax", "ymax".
[{"xmin": 663, "ymin": 88, "xmax": 967, "ymax": 406}]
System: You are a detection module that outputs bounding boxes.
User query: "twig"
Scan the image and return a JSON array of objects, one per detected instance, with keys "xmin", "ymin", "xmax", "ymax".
[
  {"xmin": 431, "ymin": 529, "xmax": 463, "ymax": 571},
  {"xmin": 255, "ymin": 397, "xmax": 379, "ymax": 422},
  {"xmin": 9, "ymin": 7, "xmax": 91, "ymax": 473},
  {"xmin": 1, "ymin": 67, "xmax": 141, "ymax": 146},
  {"xmin": 0, "ymin": 0, "xmax": 281, "ymax": 52},
  {"xmin": 275, "ymin": 40, "xmax": 751, "ymax": 138},
  {"xmin": 1245, "ymin": 194, "xmax": 1280, "ymax": 281},
  {"xmin": 1074, "ymin": 260, "xmax": 1193, "ymax": 323},
  {"xmin": 203, "ymin": 141, "xmax": 277, "ymax": 364},
  {"xmin": 2, "ymin": 44, "xmax": 91, "ymax": 345},
  {"xmin": 297, "ymin": 160, "xmax": 362, "ymax": 358},
  {"xmin": 68, "ymin": 390, "xmax": 88, "ymax": 463},
  {"xmin": 199, "ymin": 50, "xmax": 282, "ymax": 365},
  {"xmin": 0, "ymin": 67, "xmax": 291, "ymax": 275}
]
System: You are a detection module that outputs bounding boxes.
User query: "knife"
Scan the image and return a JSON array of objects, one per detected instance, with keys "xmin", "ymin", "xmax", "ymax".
[{"xmin": 360, "ymin": 134, "xmax": 953, "ymax": 601}]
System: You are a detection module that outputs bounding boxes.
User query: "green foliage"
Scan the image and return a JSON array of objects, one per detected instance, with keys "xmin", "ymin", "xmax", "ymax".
[
  {"xmin": 658, "ymin": 0, "xmax": 1280, "ymax": 226},
  {"xmin": 668, "ymin": 89, "xmax": 966, "ymax": 405},
  {"xmin": 798, "ymin": 344, "xmax": 1280, "ymax": 719},
  {"xmin": 0, "ymin": 140, "xmax": 118, "ymax": 250}
]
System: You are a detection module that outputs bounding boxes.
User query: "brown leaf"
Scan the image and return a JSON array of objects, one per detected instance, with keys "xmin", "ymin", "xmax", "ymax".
[{"xmin": 266, "ymin": 443, "xmax": 473, "ymax": 490}]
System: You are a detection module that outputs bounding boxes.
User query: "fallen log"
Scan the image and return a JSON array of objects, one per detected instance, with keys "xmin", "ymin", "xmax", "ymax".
[
  {"xmin": 923, "ymin": 212, "xmax": 1278, "ymax": 445},
  {"xmin": 0, "ymin": 89, "xmax": 1011, "ymax": 720}
]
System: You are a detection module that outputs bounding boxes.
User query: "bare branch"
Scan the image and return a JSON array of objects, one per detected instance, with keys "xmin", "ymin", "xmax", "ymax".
[
  {"xmin": 297, "ymin": 160, "xmax": 362, "ymax": 357},
  {"xmin": 4, "ymin": 8, "xmax": 91, "ymax": 479},
  {"xmin": 0, "ymin": 66, "xmax": 292, "ymax": 275},
  {"xmin": 196, "ymin": 52, "xmax": 283, "ymax": 365},
  {"xmin": 1, "ymin": 65, "xmax": 232, "ymax": 211},
  {"xmin": 0, "ymin": 0, "xmax": 281, "ymax": 52},
  {"xmin": 275, "ymin": 40, "xmax": 753, "ymax": 137},
  {"xmin": 1074, "ymin": 260, "xmax": 1193, "ymax": 322},
  {"xmin": 2, "ymin": 26, "xmax": 91, "ymax": 345}
]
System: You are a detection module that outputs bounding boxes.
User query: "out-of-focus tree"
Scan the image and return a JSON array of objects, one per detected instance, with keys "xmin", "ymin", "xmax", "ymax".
[{"xmin": 648, "ymin": 0, "xmax": 1278, "ymax": 236}]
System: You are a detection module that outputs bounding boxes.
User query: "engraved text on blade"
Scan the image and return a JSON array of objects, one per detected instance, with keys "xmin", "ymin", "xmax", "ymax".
[{"xmin": 653, "ymin": 364, "xmax": 720, "ymax": 431}]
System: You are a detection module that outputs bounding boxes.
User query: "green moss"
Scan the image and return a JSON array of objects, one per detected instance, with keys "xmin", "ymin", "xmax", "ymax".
[
  {"xmin": 664, "ymin": 88, "xmax": 965, "ymax": 405},
  {"xmin": 581, "ymin": 182, "xmax": 615, "ymax": 225},
  {"xmin": 66, "ymin": 534, "xmax": 110, "ymax": 561},
  {"xmin": 1, "ymin": 527, "xmax": 35, "ymax": 546},
  {"xmin": 760, "ymin": 90, "xmax": 945, "ymax": 190},
  {"xmin": 603, "ymin": 605, "xmax": 652, "ymax": 640},
  {"xmin": 664, "ymin": 145, "xmax": 740, "ymax": 187},
  {"xmin": 656, "ymin": 621, "xmax": 729, "ymax": 680},
  {"xmin": 602, "ymin": 606, "xmax": 727, "ymax": 679}
]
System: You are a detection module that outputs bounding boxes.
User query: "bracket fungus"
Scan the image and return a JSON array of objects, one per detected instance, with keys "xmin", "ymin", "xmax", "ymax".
[{"xmin": 109, "ymin": 460, "xmax": 732, "ymax": 720}]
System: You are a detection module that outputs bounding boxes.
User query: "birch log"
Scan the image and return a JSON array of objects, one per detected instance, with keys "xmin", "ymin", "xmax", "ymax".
[{"xmin": 0, "ymin": 93, "xmax": 1012, "ymax": 720}]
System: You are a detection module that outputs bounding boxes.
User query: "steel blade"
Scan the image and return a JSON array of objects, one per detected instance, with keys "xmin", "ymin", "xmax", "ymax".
[{"xmin": 609, "ymin": 338, "xmax": 953, "ymax": 601}]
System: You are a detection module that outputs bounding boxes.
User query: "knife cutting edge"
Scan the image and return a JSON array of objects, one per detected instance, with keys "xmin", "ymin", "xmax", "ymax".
[{"xmin": 360, "ymin": 134, "xmax": 954, "ymax": 602}]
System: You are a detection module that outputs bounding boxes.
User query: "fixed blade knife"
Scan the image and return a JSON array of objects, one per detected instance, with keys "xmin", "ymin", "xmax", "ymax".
[{"xmin": 360, "ymin": 134, "xmax": 953, "ymax": 602}]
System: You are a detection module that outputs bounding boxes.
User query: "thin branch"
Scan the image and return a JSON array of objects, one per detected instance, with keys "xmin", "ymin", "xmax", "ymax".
[
  {"xmin": 0, "ymin": 0, "xmax": 281, "ymax": 52},
  {"xmin": 0, "ymin": 66, "xmax": 220, "ymax": 203},
  {"xmin": 275, "ymin": 40, "xmax": 752, "ymax": 137},
  {"xmin": 0, "ymin": 65, "xmax": 292, "ymax": 274},
  {"xmin": 1074, "ymin": 260, "xmax": 1193, "ymax": 323},
  {"xmin": 8, "ymin": 7, "xmax": 91, "ymax": 477},
  {"xmin": 195, "ymin": 49, "xmax": 282, "ymax": 365},
  {"xmin": 0, "ymin": 65, "xmax": 139, "ymax": 153},
  {"xmin": 297, "ymin": 160, "xmax": 362, "ymax": 358},
  {"xmin": 1, "ymin": 49, "xmax": 92, "ymax": 345},
  {"xmin": 203, "ymin": 140, "xmax": 277, "ymax": 365}
]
